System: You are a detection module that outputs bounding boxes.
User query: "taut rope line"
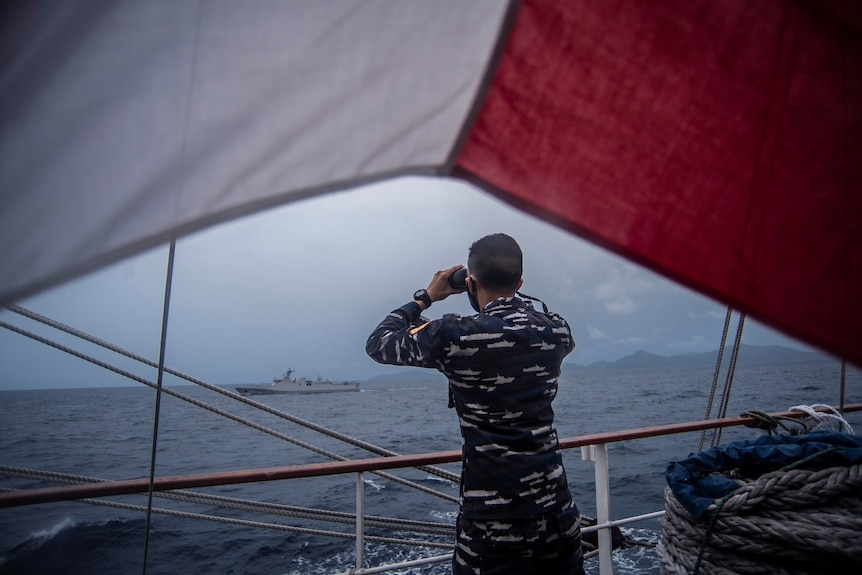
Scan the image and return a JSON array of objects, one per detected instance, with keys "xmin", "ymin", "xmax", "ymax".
[
  {"xmin": 698, "ymin": 306, "xmax": 734, "ymax": 451},
  {"xmin": 0, "ymin": 485, "xmax": 452, "ymax": 550},
  {"xmin": 697, "ymin": 307, "xmax": 745, "ymax": 451},
  {"xmin": 0, "ymin": 317, "xmax": 457, "ymax": 503},
  {"xmin": 3, "ymin": 304, "xmax": 460, "ymax": 484},
  {"xmin": 709, "ymin": 311, "xmax": 746, "ymax": 448},
  {"xmin": 0, "ymin": 466, "xmax": 455, "ymax": 538}
]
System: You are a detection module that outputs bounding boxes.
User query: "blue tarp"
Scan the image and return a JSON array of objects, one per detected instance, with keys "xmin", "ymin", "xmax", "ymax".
[{"xmin": 665, "ymin": 431, "xmax": 862, "ymax": 519}]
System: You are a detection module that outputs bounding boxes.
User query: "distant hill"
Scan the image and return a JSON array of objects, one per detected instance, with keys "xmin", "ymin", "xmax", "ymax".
[
  {"xmin": 567, "ymin": 344, "xmax": 830, "ymax": 371},
  {"xmin": 366, "ymin": 345, "xmax": 832, "ymax": 382}
]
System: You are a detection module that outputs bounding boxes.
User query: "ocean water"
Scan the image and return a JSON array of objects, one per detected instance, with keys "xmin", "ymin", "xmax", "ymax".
[{"xmin": 1, "ymin": 361, "xmax": 859, "ymax": 575}]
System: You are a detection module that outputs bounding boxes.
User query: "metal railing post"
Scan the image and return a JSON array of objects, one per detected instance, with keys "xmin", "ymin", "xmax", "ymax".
[
  {"xmin": 582, "ymin": 444, "xmax": 614, "ymax": 575},
  {"xmin": 356, "ymin": 471, "xmax": 365, "ymax": 571}
]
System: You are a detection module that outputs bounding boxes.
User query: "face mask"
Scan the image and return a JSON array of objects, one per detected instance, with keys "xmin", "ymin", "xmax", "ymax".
[{"xmin": 467, "ymin": 278, "xmax": 481, "ymax": 313}]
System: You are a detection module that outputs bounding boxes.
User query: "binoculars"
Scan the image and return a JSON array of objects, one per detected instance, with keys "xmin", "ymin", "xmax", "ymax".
[{"xmin": 448, "ymin": 268, "xmax": 468, "ymax": 290}]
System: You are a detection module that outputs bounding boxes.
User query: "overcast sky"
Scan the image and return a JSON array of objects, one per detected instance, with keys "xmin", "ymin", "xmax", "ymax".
[{"xmin": 0, "ymin": 176, "xmax": 813, "ymax": 391}]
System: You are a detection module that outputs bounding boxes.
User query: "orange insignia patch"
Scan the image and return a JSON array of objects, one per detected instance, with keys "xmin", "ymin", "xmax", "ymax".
[{"xmin": 409, "ymin": 322, "xmax": 431, "ymax": 335}]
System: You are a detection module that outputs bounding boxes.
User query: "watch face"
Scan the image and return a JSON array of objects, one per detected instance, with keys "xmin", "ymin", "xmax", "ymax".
[{"xmin": 413, "ymin": 289, "xmax": 431, "ymax": 307}]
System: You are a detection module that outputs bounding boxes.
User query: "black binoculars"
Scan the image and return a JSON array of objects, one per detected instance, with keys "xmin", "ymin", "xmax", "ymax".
[{"xmin": 448, "ymin": 268, "xmax": 468, "ymax": 290}]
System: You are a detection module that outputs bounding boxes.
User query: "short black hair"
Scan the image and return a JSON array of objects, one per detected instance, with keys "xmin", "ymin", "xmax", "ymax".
[{"xmin": 467, "ymin": 233, "xmax": 523, "ymax": 292}]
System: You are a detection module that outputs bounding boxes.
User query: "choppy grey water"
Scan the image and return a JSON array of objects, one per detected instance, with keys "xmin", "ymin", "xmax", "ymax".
[{"xmin": 1, "ymin": 361, "xmax": 859, "ymax": 575}]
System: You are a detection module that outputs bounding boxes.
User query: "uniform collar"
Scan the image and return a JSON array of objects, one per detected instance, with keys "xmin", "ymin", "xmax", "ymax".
[{"xmin": 482, "ymin": 296, "xmax": 525, "ymax": 314}]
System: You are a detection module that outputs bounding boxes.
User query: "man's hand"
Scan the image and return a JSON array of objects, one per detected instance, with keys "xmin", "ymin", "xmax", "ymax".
[{"xmin": 427, "ymin": 265, "xmax": 466, "ymax": 302}]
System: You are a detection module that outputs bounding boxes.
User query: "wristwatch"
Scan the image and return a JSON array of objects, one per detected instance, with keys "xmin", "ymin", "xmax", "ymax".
[{"xmin": 413, "ymin": 289, "xmax": 432, "ymax": 309}]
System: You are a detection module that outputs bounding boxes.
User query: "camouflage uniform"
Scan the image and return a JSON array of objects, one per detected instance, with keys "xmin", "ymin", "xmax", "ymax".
[{"xmin": 367, "ymin": 296, "xmax": 585, "ymax": 575}]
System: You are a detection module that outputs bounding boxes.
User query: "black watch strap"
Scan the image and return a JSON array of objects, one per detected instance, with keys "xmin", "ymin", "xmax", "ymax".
[{"xmin": 413, "ymin": 289, "xmax": 432, "ymax": 309}]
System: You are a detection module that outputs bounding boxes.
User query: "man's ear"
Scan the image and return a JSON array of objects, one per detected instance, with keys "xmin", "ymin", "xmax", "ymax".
[
  {"xmin": 517, "ymin": 278, "xmax": 524, "ymax": 291},
  {"xmin": 467, "ymin": 277, "xmax": 476, "ymax": 294}
]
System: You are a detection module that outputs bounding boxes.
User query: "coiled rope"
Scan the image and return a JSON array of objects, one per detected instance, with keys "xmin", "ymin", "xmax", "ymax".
[
  {"xmin": 788, "ymin": 404, "xmax": 855, "ymax": 435},
  {"xmin": 658, "ymin": 462, "xmax": 862, "ymax": 574},
  {"xmin": 742, "ymin": 405, "xmax": 856, "ymax": 438}
]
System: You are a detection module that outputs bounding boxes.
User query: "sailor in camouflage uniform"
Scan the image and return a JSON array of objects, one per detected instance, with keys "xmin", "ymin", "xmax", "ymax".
[{"xmin": 366, "ymin": 233, "xmax": 585, "ymax": 575}]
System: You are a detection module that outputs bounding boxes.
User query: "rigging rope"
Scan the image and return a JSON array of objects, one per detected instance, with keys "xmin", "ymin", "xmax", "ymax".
[
  {"xmin": 698, "ymin": 307, "xmax": 734, "ymax": 451},
  {"xmin": 788, "ymin": 404, "xmax": 855, "ymax": 435},
  {"xmin": 708, "ymin": 311, "xmax": 746, "ymax": 448},
  {"xmin": 0, "ymin": 466, "xmax": 455, "ymax": 538},
  {"xmin": 0, "ymin": 318, "xmax": 457, "ymax": 503},
  {"xmin": 4, "ymin": 304, "xmax": 460, "ymax": 485},
  {"xmin": 0, "ymin": 485, "xmax": 452, "ymax": 550}
]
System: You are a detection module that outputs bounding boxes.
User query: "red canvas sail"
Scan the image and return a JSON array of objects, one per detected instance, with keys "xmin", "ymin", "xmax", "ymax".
[{"xmin": 455, "ymin": 0, "xmax": 862, "ymax": 365}]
